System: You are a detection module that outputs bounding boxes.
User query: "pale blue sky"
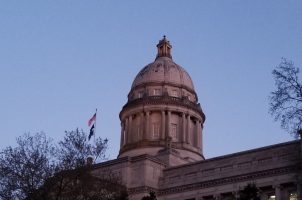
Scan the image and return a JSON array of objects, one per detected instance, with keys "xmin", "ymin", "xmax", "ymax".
[{"xmin": 0, "ymin": 1, "xmax": 301, "ymax": 159}]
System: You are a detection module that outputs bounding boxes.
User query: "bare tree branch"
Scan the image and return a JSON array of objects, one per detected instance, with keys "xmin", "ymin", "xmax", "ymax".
[
  {"xmin": 269, "ymin": 58, "xmax": 302, "ymax": 138},
  {"xmin": 0, "ymin": 130, "xmax": 127, "ymax": 200}
]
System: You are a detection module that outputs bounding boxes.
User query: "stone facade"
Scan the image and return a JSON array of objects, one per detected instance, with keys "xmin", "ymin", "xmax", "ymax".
[{"xmin": 93, "ymin": 37, "xmax": 302, "ymax": 200}]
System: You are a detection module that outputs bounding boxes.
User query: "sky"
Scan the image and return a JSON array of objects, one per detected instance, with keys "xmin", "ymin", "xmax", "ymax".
[{"xmin": 0, "ymin": 1, "xmax": 301, "ymax": 160}]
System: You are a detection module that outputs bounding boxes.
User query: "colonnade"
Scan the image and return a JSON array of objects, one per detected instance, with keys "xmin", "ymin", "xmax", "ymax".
[
  {"xmin": 120, "ymin": 110, "xmax": 203, "ymax": 150},
  {"xmin": 198, "ymin": 183, "xmax": 302, "ymax": 200}
]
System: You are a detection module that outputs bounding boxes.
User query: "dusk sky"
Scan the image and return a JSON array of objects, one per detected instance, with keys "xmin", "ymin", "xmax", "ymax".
[{"xmin": 0, "ymin": 1, "xmax": 301, "ymax": 160}]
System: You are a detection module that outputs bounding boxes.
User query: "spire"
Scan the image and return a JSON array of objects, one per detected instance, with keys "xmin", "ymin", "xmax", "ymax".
[{"xmin": 156, "ymin": 35, "xmax": 172, "ymax": 59}]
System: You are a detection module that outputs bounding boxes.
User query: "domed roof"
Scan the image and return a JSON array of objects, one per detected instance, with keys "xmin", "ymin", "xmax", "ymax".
[
  {"xmin": 131, "ymin": 36, "xmax": 195, "ymax": 91},
  {"xmin": 131, "ymin": 57, "xmax": 194, "ymax": 90}
]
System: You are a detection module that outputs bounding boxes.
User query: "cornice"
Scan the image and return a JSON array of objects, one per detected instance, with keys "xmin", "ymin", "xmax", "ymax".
[
  {"xmin": 120, "ymin": 95, "xmax": 205, "ymax": 121},
  {"xmin": 129, "ymin": 81, "xmax": 198, "ymax": 99},
  {"xmin": 158, "ymin": 166, "xmax": 299, "ymax": 196},
  {"xmin": 164, "ymin": 140, "xmax": 300, "ymax": 171},
  {"xmin": 119, "ymin": 140, "xmax": 202, "ymax": 158}
]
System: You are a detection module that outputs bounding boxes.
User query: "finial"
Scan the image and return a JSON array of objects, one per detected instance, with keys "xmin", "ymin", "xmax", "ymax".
[{"xmin": 156, "ymin": 36, "xmax": 172, "ymax": 59}]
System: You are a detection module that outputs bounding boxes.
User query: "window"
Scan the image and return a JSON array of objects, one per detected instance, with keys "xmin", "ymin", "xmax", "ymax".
[
  {"xmin": 268, "ymin": 195, "xmax": 276, "ymax": 200},
  {"xmin": 152, "ymin": 123, "xmax": 160, "ymax": 139},
  {"xmin": 138, "ymin": 91, "xmax": 144, "ymax": 98},
  {"xmin": 153, "ymin": 89, "xmax": 160, "ymax": 96},
  {"xmin": 171, "ymin": 90, "xmax": 178, "ymax": 97},
  {"xmin": 170, "ymin": 123, "xmax": 177, "ymax": 141},
  {"xmin": 136, "ymin": 127, "xmax": 141, "ymax": 141},
  {"xmin": 290, "ymin": 192, "xmax": 297, "ymax": 200}
]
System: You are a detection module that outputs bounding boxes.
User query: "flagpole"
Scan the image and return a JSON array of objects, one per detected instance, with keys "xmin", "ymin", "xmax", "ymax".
[{"xmin": 94, "ymin": 108, "xmax": 97, "ymax": 142}]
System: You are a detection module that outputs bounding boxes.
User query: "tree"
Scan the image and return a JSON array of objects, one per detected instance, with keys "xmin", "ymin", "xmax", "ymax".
[
  {"xmin": 141, "ymin": 191, "xmax": 157, "ymax": 200},
  {"xmin": 269, "ymin": 58, "xmax": 302, "ymax": 138},
  {"xmin": 0, "ymin": 130, "xmax": 127, "ymax": 200},
  {"xmin": 0, "ymin": 132, "xmax": 56, "ymax": 200},
  {"xmin": 56, "ymin": 129, "xmax": 108, "ymax": 170},
  {"xmin": 237, "ymin": 183, "xmax": 260, "ymax": 200},
  {"xmin": 27, "ymin": 166, "xmax": 128, "ymax": 200}
]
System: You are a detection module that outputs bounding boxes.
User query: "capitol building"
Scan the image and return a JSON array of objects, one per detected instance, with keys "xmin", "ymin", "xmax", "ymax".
[{"xmin": 93, "ymin": 37, "xmax": 302, "ymax": 200}]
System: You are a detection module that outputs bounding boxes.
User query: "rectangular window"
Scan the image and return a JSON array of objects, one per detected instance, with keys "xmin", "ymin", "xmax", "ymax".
[
  {"xmin": 136, "ymin": 127, "xmax": 141, "ymax": 141},
  {"xmin": 268, "ymin": 195, "xmax": 276, "ymax": 200},
  {"xmin": 153, "ymin": 89, "xmax": 160, "ymax": 96},
  {"xmin": 170, "ymin": 123, "xmax": 177, "ymax": 141},
  {"xmin": 171, "ymin": 90, "xmax": 178, "ymax": 97},
  {"xmin": 138, "ymin": 91, "xmax": 144, "ymax": 98},
  {"xmin": 152, "ymin": 123, "xmax": 160, "ymax": 139}
]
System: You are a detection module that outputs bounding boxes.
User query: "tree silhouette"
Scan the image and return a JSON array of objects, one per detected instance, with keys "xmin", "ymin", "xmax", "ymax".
[
  {"xmin": 269, "ymin": 58, "xmax": 302, "ymax": 138},
  {"xmin": 141, "ymin": 191, "xmax": 157, "ymax": 200},
  {"xmin": 0, "ymin": 129, "xmax": 128, "ymax": 200},
  {"xmin": 237, "ymin": 183, "xmax": 260, "ymax": 200}
]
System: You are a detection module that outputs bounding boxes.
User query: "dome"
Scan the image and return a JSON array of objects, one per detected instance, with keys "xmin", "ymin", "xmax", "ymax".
[
  {"xmin": 131, "ymin": 36, "xmax": 195, "ymax": 92},
  {"xmin": 118, "ymin": 36, "xmax": 205, "ymax": 164},
  {"xmin": 131, "ymin": 57, "xmax": 195, "ymax": 91}
]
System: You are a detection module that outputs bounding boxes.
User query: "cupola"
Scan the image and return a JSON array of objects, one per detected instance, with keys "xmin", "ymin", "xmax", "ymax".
[{"xmin": 118, "ymin": 37, "xmax": 205, "ymax": 165}]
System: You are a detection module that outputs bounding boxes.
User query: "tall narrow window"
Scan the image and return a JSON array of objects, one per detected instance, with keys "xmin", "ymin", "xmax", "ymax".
[
  {"xmin": 136, "ymin": 127, "xmax": 141, "ymax": 141},
  {"xmin": 152, "ymin": 123, "xmax": 160, "ymax": 139},
  {"xmin": 170, "ymin": 123, "xmax": 177, "ymax": 141}
]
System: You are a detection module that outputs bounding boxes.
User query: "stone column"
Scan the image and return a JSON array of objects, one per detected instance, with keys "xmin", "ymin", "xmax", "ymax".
[
  {"xmin": 187, "ymin": 115, "xmax": 191, "ymax": 144},
  {"xmin": 282, "ymin": 189, "xmax": 290, "ymax": 200},
  {"xmin": 197, "ymin": 120, "xmax": 201, "ymax": 149},
  {"xmin": 274, "ymin": 185, "xmax": 281, "ymax": 200},
  {"xmin": 120, "ymin": 121, "xmax": 125, "ymax": 147},
  {"xmin": 167, "ymin": 111, "xmax": 171, "ymax": 138},
  {"xmin": 125, "ymin": 118, "xmax": 129, "ymax": 144},
  {"xmin": 145, "ymin": 111, "xmax": 150, "ymax": 140},
  {"xmin": 140, "ymin": 112, "xmax": 144, "ymax": 141},
  {"xmin": 201, "ymin": 122, "xmax": 204, "ymax": 151},
  {"xmin": 161, "ymin": 111, "xmax": 166, "ymax": 140},
  {"xmin": 194, "ymin": 120, "xmax": 198, "ymax": 147},
  {"xmin": 128, "ymin": 115, "xmax": 132, "ymax": 143},
  {"xmin": 182, "ymin": 113, "xmax": 186, "ymax": 143}
]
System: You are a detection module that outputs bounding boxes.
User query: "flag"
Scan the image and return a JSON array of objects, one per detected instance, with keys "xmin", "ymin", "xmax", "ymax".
[
  {"xmin": 89, "ymin": 124, "xmax": 95, "ymax": 140},
  {"xmin": 88, "ymin": 113, "xmax": 96, "ymax": 127}
]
